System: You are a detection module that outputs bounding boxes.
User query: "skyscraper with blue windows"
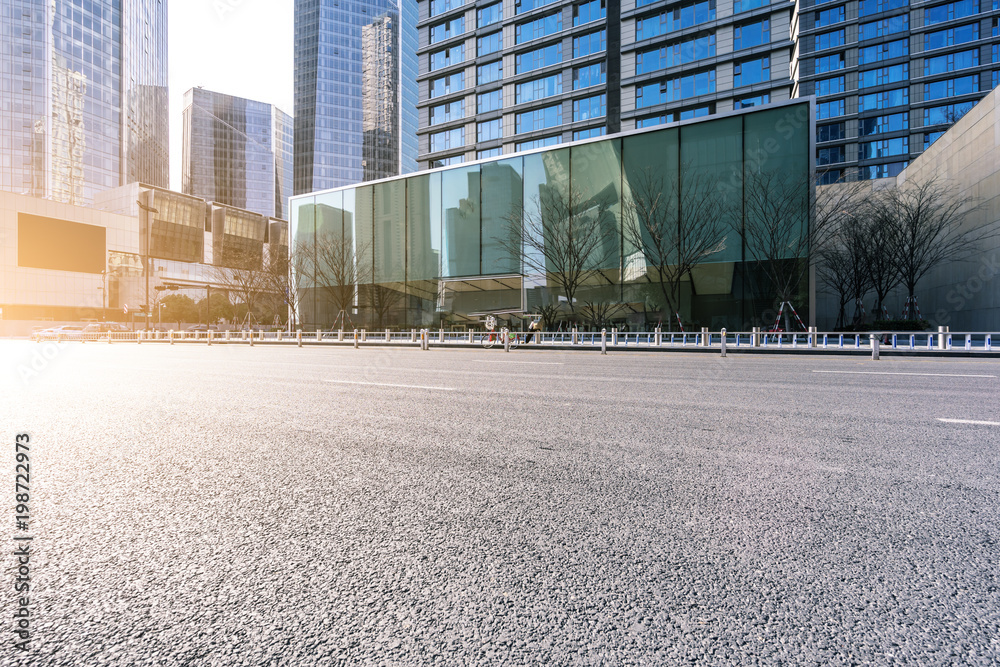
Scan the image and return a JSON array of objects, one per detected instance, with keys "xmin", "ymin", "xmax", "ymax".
[
  {"xmin": 797, "ymin": 0, "xmax": 1000, "ymax": 181},
  {"xmin": 294, "ymin": 0, "xmax": 420, "ymax": 194},
  {"xmin": 416, "ymin": 0, "xmax": 797, "ymax": 169},
  {"xmin": 0, "ymin": 0, "xmax": 169, "ymax": 204}
]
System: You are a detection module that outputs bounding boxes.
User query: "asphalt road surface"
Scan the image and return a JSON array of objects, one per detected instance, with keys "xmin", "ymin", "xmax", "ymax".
[{"xmin": 2, "ymin": 341, "xmax": 998, "ymax": 665}]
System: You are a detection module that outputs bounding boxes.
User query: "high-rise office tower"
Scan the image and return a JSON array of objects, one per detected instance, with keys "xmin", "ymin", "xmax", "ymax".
[
  {"xmin": 796, "ymin": 0, "xmax": 1000, "ymax": 182},
  {"xmin": 414, "ymin": 0, "xmax": 1000, "ymax": 180},
  {"xmin": 0, "ymin": 0, "xmax": 169, "ymax": 204},
  {"xmin": 416, "ymin": 0, "xmax": 794, "ymax": 168},
  {"xmin": 181, "ymin": 88, "xmax": 294, "ymax": 220},
  {"xmin": 294, "ymin": 0, "xmax": 420, "ymax": 194}
]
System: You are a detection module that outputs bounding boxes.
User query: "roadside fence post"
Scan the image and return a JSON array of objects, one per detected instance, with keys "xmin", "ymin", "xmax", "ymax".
[
  {"xmin": 316, "ymin": 329, "xmax": 322, "ymax": 342},
  {"xmin": 169, "ymin": 330, "xmax": 174, "ymax": 345},
  {"xmin": 354, "ymin": 329, "xmax": 358, "ymax": 349},
  {"xmin": 338, "ymin": 328, "xmax": 344, "ymax": 342},
  {"xmin": 965, "ymin": 334, "xmax": 972, "ymax": 351},
  {"xmin": 276, "ymin": 330, "xmax": 282, "ymax": 342},
  {"xmin": 601, "ymin": 328, "xmax": 607, "ymax": 355},
  {"xmin": 938, "ymin": 326, "xmax": 948, "ymax": 350},
  {"xmin": 572, "ymin": 327, "xmax": 578, "ymax": 345},
  {"xmin": 468, "ymin": 329, "xmax": 473, "ymax": 344},
  {"xmin": 808, "ymin": 326, "xmax": 817, "ymax": 348},
  {"xmin": 720, "ymin": 328, "xmax": 727, "ymax": 358},
  {"xmin": 386, "ymin": 329, "xmax": 390, "ymax": 343},
  {"xmin": 207, "ymin": 330, "xmax": 212, "ymax": 346},
  {"xmin": 654, "ymin": 327, "xmax": 662, "ymax": 346},
  {"xmin": 751, "ymin": 327, "xmax": 760, "ymax": 348},
  {"xmin": 411, "ymin": 328, "xmax": 417, "ymax": 343},
  {"xmin": 297, "ymin": 330, "xmax": 302, "ymax": 347},
  {"xmin": 871, "ymin": 334, "xmax": 880, "ymax": 361},
  {"xmin": 612, "ymin": 327, "xmax": 618, "ymax": 346},
  {"xmin": 439, "ymin": 329, "xmax": 444, "ymax": 343},
  {"xmin": 360, "ymin": 329, "xmax": 366, "ymax": 342},
  {"xmin": 504, "ymin": 329, "xmax": 510, "ymax": 353}
]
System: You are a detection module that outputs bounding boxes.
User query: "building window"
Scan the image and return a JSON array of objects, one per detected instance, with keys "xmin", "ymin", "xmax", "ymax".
[
  {"xmin": 429, "ymin": 72, "xmax": 465, "ymax": 98},
  {"xmin": 636, "ymin": 70, "xmax": 716, "ymax": 107},
  {"xmin": 478, "ymin": 2, "xmax": 502, "ymax": 27},
  {"xmin": 925, "ymin": 49, "xmax": 979, "ymax": 75},
  {"xmin": 815, "ymin": 6, "xmax": 845, "ymax": 28},
  {"xmin": 477, "ymin": 90, "xmax": 502, "ymax": 113},
  {"xmin": 515, "ymin": 0, "xmax": 560, "ymax": 14},
  {"xmin": 924, "ymin": 0, "xmax": 980, "ymax": 27},
  {"xmin": 815, "ymin": 75, "xmax": 845, "ymax": 96},
  {"xmin": 429, "ymin": 100, "xmax": 465, "ymax": 125},
  {"xmin": 859, "ymin": 112, "xmax": 908, "ymax": 136},
  {"xmin": 859, "ymin": 15, "xmax": 908, "ymax": 40},
  {"xmin": 515, "ymin": 135, "xmax": 562, "ymax": 151},
  {"xmin": 573, "ymin": 61, "xmax": 607, "ymax": 89},
  {"xmin": 573, "ymin": 127, "xmax": 606, "ymax": 140},
  {"xmin": 636, "ymin": 35, "xmax": 715, "ymax": 74},
  {"xmin": 573, "ymin": 30, "xmax": 606, "ymax": 58},
  {"xmin": 734, "ymin": 0, "xmax": 767, "ymax": 13},
  {"xmin": 924, "ymin": 74, "xmax": 979, "ymax": 101},
  {"xmin": 734, "ymin": 57, "xmax": 769, "ymax": 86},
  {"xmin": 478, "ymin": 147, "xmax": 502, "ymax": 159},
  {"xmin": 430, "ymin": 0, "xmax": 464, "ymax": 18},
  {"xmin": 430, "ymin": 45, "xmax": 465, "ymax": 71},
  {"xmin": 858, "ymin": 39, "xmax": 908, "ymax": 64},
  {"xmin": 574, "ymin": 0, "xmax": 607, "ymax": 26},
  {"xmin": 858, "ymin": 87, "xmax": 908, "ymax": 111},
  {"xmin": 815, "ymin": 29, "xmax": 845, "ymax": 51},
  {"xmin": 515, "ymin": 104, "xmax": 563, "ymax": 133},
  {"xmin": 817, "ymin": 122, "xmax": 845, "ymax": 142},
  {"xmin": 515, "ymin": 12, "xmax": 562, "ymax": 44},
  {"xmin": 516, "ymin": 73, "xmax": 563, "ymax": 103},
  {"xmin": 859, "ymin": 64, "xmax": 908, "ymax": 88},
  {"xmin": 734, "ymin": 19, "xmax": 769, "ymax": 50},
  {"xmin": 636, "ymin": 0, "xmax": 716, "ymax": 39},
  {"xmin": 516, "ymin": 43, "xmax": 563, "ymax": 74},
  {"xmin": 818, "ymin": 169, "xmax": 843, "ymax": 185},
  {"xmin": 478, "ymin": 31, "xmax": 503, "ymax": 56},
  {"xmin": 923, "ymin": 101, "xmax": 975, "ymax": 125},
  {"xmin": 477, "ymin": 118, "xmax": 503, "ymax": 142},
  {"xmin": 477, "ymin": 60, "xmax": 503, "ymax": 85},
  {"xmin": 573, "ymin": 94, "xmax": 606, "ymax": 121},
  {"xmin": 860, "ymin": 137, "xmax": 908, "ymax": 159},
  {"xmin": 816, "ymin": 98, "xmax": 846, "ymax": 119},
  {"xmin": 861, "ymin": 161, "xmax": 907, "ymax": 180},
  {"xmin": 923, "ymin": 131, "xmax": 945, "ymax": 149},
  {"xmin": 814, "ymin": 52, "xmax": 845, "ymax": 73},
  {"xmin": 429, "ymin": 127, "xmax": 465, "ymax": 153},
  {"xmin": 430, "ymin": 17, "xmax": 465, "ymax": 44},
  {"xmin": 924, "ymin": 24, "xmax": 979, "ymax": 51},
  {"xmin": 858, "ymin": 0, "xmax": 906, "ymax": 17},
  {"xmin": 736, "ymin": 93, "xmax": 770, "ymax": 108},
  {"xmin": 816, "ymin": 146, "xmax": 845, "ymax": 165}
]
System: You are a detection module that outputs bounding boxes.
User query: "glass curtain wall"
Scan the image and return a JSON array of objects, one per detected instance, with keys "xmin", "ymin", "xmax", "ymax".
[{"xmin": 290, "ymin": 103, "xmax": 811, "ymax": 331}]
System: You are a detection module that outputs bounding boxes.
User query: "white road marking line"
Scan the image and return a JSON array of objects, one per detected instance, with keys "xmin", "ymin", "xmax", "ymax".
[
  {"xmin": 474, "ymin": 360, "xmax": 564, "ymax": 365},
  {"xmin": 812, "ymin": 370, "xmax": 996, "ymax": 378},
  {"xmin": 937, "ymin": 418, "xmax": 1000, "ymax": 426},
  {"xmin": 324, "ymin": 380, "xmax": 455, "ymax": 391}
]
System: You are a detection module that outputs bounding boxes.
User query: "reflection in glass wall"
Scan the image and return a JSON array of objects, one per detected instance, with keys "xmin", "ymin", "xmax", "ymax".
[{"xmin": 290, "ymin": 102, "xmax": 812, "ymax": 332}]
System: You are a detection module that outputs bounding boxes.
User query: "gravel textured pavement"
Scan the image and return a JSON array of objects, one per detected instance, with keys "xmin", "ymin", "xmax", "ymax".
[{"xmin": 2, "ymin": 341, "xmax": 999, "ymax": 665}]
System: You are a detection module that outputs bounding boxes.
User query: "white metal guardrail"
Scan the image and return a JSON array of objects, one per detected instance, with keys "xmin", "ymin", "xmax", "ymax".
[{"xmin": 30, "ymin": 326, "xmax": 999, "ymax": 355}]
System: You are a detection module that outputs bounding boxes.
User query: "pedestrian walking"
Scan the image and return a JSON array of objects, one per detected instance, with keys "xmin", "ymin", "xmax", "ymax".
[{"xmin": 525, "ymin": 318, "xmax": 540, "ymax": 344}]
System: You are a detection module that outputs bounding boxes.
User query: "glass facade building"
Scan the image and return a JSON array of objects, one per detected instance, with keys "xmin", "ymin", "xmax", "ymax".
[
  {"xmin": 290, "ymin": 100, "xmax": 812, "ymax": 331},
  {"xmin": 416, "ymin": 0, "xmax": 796, "ymax": 169},
  {"xmin": 181, "ymin": 88, "xmax": 295, "ymax": 220},
  {"xmin": 795, "ymin": 0, "xmax": 1000, "ymax": 181},
  {"xmin": 294, "ymin": 0, "xmax": 420, "ymax": 194},
  {"xmin": 0, "ymin": 0, "xmax": 169, "ymax": 204}
]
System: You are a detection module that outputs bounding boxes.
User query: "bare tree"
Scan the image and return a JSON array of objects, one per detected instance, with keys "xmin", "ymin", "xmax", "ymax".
[
  {"xmin": 817, "ymin": 215, "xmax": 872, "ymax": 328},
  {"xmin": 262, "ymin": 243, "xmax": 304, "ymax": 330},
  {"xmin": 621, "ymin": 169, "xmax": 727, "ymax": 330},
  {"xmin": 856, "ymin": 195, "xmax": 902, "ymax": 319},
  {"xmin": 887, "ymin": 177, "xmax": 985, "ymax": 312},
  {"xmin": 736, "ymin": 172, "xmax": 867, "ymax": 329},
  {"xmin": 212, "ymin": 247, "xmax": 271, "ymax": 326},
  {"xmin": 497, "ymin": 187, "xmax": 618, "ymax": 319},
  {"xmin": 580, "ymin": 300, "xmax": 616, "ymax": 330},
  {"xmin": 309, "ymin": 230, "xmax": 373, "ymax": 327}
]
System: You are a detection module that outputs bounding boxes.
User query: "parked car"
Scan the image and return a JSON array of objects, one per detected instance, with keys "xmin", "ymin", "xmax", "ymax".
[
  {"xmin": 184, "ymin": 324, "xmax": 219, "ymax": 332},
  {"xmin": 83, "ymin": 323, "xmax": 129, "ymax": 333}
]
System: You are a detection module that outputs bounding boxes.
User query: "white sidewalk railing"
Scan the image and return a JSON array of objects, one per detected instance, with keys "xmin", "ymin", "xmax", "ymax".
[{"xmin": 30, "ymin": 327, "xmax": 998, "ymax": 354}]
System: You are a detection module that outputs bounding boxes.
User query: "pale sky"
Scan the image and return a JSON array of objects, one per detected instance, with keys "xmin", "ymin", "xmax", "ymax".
[{"xmin": 168, "ymin": 0, "xmax": 295, "ymax": 191}]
